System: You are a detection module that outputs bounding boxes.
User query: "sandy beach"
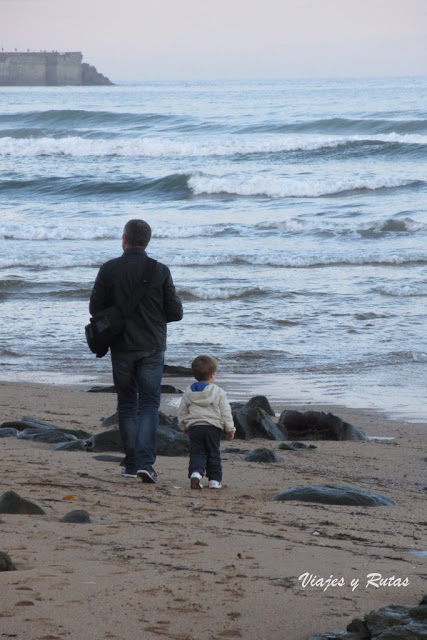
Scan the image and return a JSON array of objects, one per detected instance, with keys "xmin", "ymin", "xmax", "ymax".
[{"xmin": 0, "ymin": 376, "xmax": 425, "ymax": 640}]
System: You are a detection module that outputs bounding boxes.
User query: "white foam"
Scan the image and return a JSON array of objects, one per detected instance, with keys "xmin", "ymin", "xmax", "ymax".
[
  {"xmin": 1, "ymin": 132, "xmax": 425, "ymax": 157},
  {"xmin": 180, "ymin": 286, "xmax": 266, "ymax": 300},
  {"xmin": 188, "ymin": 173, "xmax": 417, "ymax": 198},
  {"xmin": 412, "ymin": 351, "xmax": 427, "ymax": 362},
  {"xmin": 0, "ymin": 255, "xmax": 99, "ymax": 269},
  {"xmin": 0, "ymin": 224, "xmax": 121, "ymax": 241},
  {"xmin": 167, "ymin": 251, "xmax": 425, "ymax": 268},
  {"xmin": 0, "ymin": 223, "xmax": 238, "ymax": 241},
  {"xmin": 373, "ymin": 283, "xmax": 426, "ymax": 297}
]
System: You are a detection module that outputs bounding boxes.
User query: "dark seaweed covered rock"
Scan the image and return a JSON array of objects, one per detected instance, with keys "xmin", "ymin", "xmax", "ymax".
[
  {"xmin": 232, "ymin": 397, "xmax": 285, "ymax": 441},
  {"xmin": 85, "ymin": 428, "xmax": 121, "ymax": 452},
  {"xmin": 161, "ymin": 384, "xmax": 183, "ymax": 394},
  {"xmin": 157, "ymin": 426, "xmax": 189, "ymax": 456},
  {"xmin": 61, "ymin": 509, "xmax": 91, "ymax": 523},
  {"xmin": 309, "ymin": 596, "xmax": 427, "ymax": 640},
  {"xmin": 0, "ymin": 490, "xmax": 45, "ymax": 515},
  {"xmin": 1, "ymin": 417, "xmax": 91, "ymax": 440},
  {"xmin": 159, "ymin": 412, "xmax": 179, "ymax": 430},
  {"xmin": 101, "ymin": 410, "xmax": 179, "ymax": 430},
  {"xmin": 86, "ymin": 385, "xmax": 116, "ymax": 393},
  {"xmin": 278, "ymin": 410, "xmax": 366, "ymax": 441},
  {"xmin": 87, "ymin": 383, "xmax": 183, "ymax": 394},
  {"xmin": 163, "ymin": 364, "xmax": 192, "ymax": 376},
  {"xmin": 86, "ymin": 424, "xmax": 188, "ymax": 456},
  {"xmin": 244, "ymin": 448, "xmax": 280, "ymax": 463},
  {"xmin": 245, "ymin": 395, "xmax": 275, "ymax": 416},
  {"xmin": 272, "ymin": 484, "xmax": 395, "ymax": 506},
  {"xmin": 278, "ymin": 441, "xmax": 317, "ymax": 451},
  {"xmin": 93, "ymin": 454, "xmax": 123, "ymax": 462},
  {"xmin": 20, "ymin": 428, "xmax": 78, "ymax": 443},
  {"xmin": 0, "ymin": 551, "xmax": 16, "ymax": 571},
  {"xmin": 100, "ymin": 412, "xmax": 119, "ymax": 428},
  {"xmin": 51, "ymin": 440, "xmax": 87, "ymax": 451},
  {"xmin": 0, "ymin": 428, "xmax": 19, "ymax": 438},
  {"xmin": 223, "ymin": 447, "xmax": 250, "ymax": 455}
]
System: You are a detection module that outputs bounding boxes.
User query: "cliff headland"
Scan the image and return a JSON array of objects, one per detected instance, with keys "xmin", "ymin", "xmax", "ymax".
[{"xmin": 0, "ymin": 51, "xmax": 113, "ymax": 86}]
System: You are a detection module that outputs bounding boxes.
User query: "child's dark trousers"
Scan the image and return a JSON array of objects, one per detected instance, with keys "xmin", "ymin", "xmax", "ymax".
[{"xmin": 188, "ymin": 424, "xmax": 222, "ymax": 482}]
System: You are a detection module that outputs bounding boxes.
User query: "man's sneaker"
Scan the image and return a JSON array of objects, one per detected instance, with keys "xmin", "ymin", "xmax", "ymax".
[
  {"xmin": 208, "ymin": 480, "xmax": 222, "ymax": 489},
  {"xmin": 137, "ymin": 469, "xmax": 158, "ymax": 484},
  {"xmin": 190, "ymin": 472, "xmax": 203, "ymax": 490},
  {"xmin": 121, "ymin": 468, "xmax": 137, "ymax": 478}
]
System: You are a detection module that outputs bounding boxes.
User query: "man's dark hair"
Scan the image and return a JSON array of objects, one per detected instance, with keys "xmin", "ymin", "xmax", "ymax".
[
  {"xmin": 123, "ymin": 219, "xmax": 152, "ymax": 248},
  {"xmin": 191, "ymin": 355, "xmax": 218, "ymax": 381}
]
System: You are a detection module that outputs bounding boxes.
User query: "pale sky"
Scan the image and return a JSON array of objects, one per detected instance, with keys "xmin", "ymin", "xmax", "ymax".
[{"xmin": 1, "ymin": 0, "xmax": 426, "ymax": 81}]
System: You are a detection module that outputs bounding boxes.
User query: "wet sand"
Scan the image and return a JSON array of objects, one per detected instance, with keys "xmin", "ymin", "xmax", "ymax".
[{"xmin": 0, "ymin": 378, "xmax": 425, "ymax": 640}]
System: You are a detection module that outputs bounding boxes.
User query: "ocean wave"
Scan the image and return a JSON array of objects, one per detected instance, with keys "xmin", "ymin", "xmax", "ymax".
[
  {"xmin": 0, "ymin": 133, "xmax": 425, "ymax": 158},
  {"xmin": 4, "ymin": 252, "xmax": 422, "ymax": 271},
  {"xmin": 0, "ymin": 222, "xmax": 244, "ymax": 241},
  {"xmin": 0, "ymin": 224, "xmax": 122, "ymax": 241},
  {"xmin": 255, "ymin": 216, "xmax": 427, "ymax": 236},
  {"xmin": 372, "ymin": 284, "xmax": 426, "ymax": 297},
  {"xmin": 3, "ymin": 251, "xmax": 422, "ymax": 271},
  {"xmin": 237, "ymin": 117, "xmax": 427, "ymax": 136},
  {"xmin": 2, "ymin": 111, "xmax": 426, "ymax": 137},
  {"xmin": 0, "ymin": 349, "xmax": 21, "ymax": 358},
  {"xmin": 0, "ymin": 256, "xmax": 100, "ymax": 269},
  {"xmin": 0, "ymin": 173, "xmax": 191, "ymax": 200},
  {"xmin": 168, "ymin": 253, "xmax": 427, "ymax": 268},
  {"xmin": 188, "ymin": 173, "xmax": 423, "ymax": 198},
  {"xmin": 1, "ymin": 217, "xmax": 424, "ymax": 242},
  {"xmin": 0, "ymin": 109, "xmax": 185, "ymax": 129},
  {"xmin": 179, "ymin": 286, "xmax": 269, "ymax": 301},
  {"xmin": 412, "ymin": 351, "xmax": 427, "ymax": 362}
]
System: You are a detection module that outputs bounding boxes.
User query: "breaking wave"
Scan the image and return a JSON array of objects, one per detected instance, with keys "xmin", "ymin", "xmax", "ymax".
[
  {"xmin": 188, "ymin": 174, "xmax": 422, "ymax": 198},
  {"xmin": 179, "ymin": 286, "xmax": 269, "ymax": 301},
  {"xmin": 0, "ymin": 133, "xmax": 426, "ymax": 157},
  {"xmin": 1, "ymin": 216, "xmax": 424, "ymax": 244},
  {"xmin": 372, "ymin": 284, "xmax": 427, "ymax": 297},
  {"xmin": 237, "ymin": 117, "xmax": 427, "ymax": 135},
  {"xmin": 0, "ymin": 109, "xmax": 186, "ymax": 129},
  {"xmin": 168, "ymin": 253, "xmax": 427, "ymax": 268}
]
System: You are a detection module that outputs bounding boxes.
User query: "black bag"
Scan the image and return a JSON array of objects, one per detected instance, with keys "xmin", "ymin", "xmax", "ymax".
[
  {"xmin": 85, "ymin": 306, "xmax": 125, "ymax": 358},
  {"xmin": 85, "ymin": 257, "xmax": 156, "ymax": 358}
]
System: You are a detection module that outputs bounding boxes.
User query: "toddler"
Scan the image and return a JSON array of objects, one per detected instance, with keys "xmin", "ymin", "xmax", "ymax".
[{"xmin": 178, "ymin": 355, "xmax": 235, "ymax": 489}]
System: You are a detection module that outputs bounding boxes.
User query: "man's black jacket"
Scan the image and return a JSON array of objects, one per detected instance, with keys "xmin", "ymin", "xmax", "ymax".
[{"xmin": 89, "ymin": 248, "xmax": 183, "ymax": 352}]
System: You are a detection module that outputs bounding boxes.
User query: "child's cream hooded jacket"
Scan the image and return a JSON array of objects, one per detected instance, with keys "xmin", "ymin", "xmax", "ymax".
[{"xmin": 178, "ymin": 383, "xmax": 236, "ymax": 434}]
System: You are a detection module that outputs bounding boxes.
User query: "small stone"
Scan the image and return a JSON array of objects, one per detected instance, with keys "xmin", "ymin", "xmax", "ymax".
[
  {"xmin": 0, "ymin": 551, "xmax": 17, "ymax": 571},
  {"xmin": 244, "ymin": 448, "xmax": 280, "ymax": 463},
  {"xmin": 61, "ymin": 509, "xmax": 91, "ymax": 523}
]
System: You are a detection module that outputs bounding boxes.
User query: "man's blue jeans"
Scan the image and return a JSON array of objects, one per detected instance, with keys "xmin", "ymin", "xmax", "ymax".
[{"xmin": 111, "ymin": 349, "xmax": 164, "ymax": 473}]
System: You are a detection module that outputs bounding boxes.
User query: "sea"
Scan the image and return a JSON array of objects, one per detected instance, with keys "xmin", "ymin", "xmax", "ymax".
[{"xmin": 0, "ymin": 77, "xmax": 426, "ymax": 422}]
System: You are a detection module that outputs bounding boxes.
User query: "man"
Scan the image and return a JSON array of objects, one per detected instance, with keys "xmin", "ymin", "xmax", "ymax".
[{"xmin": 89, "ymin": 219, "xmax": 183, "ymax": 483}]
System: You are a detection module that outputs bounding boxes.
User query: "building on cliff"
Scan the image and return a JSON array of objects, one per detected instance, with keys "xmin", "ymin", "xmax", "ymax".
[{"xmin": 0, "ymin": 52, "xmax": 113, "ymax": 86}]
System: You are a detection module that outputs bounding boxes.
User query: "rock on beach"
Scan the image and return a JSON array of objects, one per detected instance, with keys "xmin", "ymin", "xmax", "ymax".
[
  {"xmin": 278, "ymin": 410, "xmax": 367, "ymax": 441},
  {"xmin": 0, "ymin": 550, "xmax": 16, "ymax": 571},
  {"xmin": 309, "ymin": 595, "xmax": 427, "ymax": 639},
  {"xmin": 0, "ymin": 490, "xmax": 46, "ymax": 515},
  {"xmin": 61, "ymin": 509, "xmax": 91, "ymax": 524},
  {"xmin": 272, "ymin": 484, "xmax": 396, "ymax": 506}
]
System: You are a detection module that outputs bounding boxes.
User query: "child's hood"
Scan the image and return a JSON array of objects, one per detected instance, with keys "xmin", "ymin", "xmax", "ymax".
[{"xmin": 185, "ymin": 383, "xmax": 222, "ymax": 407}]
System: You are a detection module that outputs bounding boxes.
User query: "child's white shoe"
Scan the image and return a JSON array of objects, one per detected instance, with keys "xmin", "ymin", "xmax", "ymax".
[
  {"xmin": 208, "ymin": 480, "xmax": 222, "ymax": 489},
  {"xmin": 190, "ymin": 471, "xmax": 203, "ymax": 490}
]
